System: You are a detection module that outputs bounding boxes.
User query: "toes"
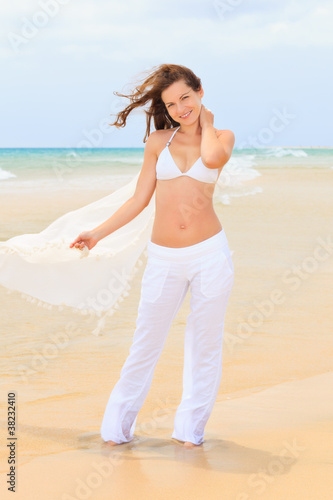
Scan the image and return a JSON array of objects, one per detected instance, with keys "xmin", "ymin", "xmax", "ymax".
[{"xmin": 183, "ymin": 441, "xmax": 198, "ymax": 448}]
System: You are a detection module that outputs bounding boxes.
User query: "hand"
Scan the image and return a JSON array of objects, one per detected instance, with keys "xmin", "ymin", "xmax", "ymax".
[
  {"xmin": 199, "ymin": 104, "xmax": 214, "ymax": 129},
  {"xmin": 69, "ymin": 230, "xmax": 99, "ymax": 251}
]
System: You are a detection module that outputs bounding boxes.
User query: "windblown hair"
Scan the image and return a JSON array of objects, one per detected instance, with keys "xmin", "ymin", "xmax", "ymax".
[{"xmin": 110, "ymin": 64, "xmax": 202, "ymax": 142}]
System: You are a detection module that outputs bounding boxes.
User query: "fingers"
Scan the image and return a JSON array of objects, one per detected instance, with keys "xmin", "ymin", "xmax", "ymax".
[
  {"xmin": 69, "ymin": 237, "xmax": 86, "ymax": 249},
  {"xmin": 201, "ymin": 104, "xmax": 212, "ymax": 113},
  {"xmin": 69, "ymin": 238, "xmax": 80, "ymax": 248},
  {"xmin": 75, "ymin": 242, "xmax": 86, "ymax": 250}
]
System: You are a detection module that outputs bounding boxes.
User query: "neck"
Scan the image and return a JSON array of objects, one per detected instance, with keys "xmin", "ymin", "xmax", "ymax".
[{"xmin": 178, "ymin": 119, "xmax": 201, "ymax": 136}]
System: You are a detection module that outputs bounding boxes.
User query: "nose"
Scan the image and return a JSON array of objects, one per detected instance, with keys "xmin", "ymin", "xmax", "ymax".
[{"xmin": 176, "ymin": 104, "xmax": 186, "ymax": 116}]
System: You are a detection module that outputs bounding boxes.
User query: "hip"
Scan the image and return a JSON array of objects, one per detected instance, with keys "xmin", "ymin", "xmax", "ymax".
[
  {"xmin": 151, "ymin": 216, "xmax": 222, "ymax": 249},
  {"xmin": 145, "ymin": 228, "xmax": 234, "ymax": 299},
  {"xmin": 147, "ymin": 227, "xmax": 232, "ymax": 263}
]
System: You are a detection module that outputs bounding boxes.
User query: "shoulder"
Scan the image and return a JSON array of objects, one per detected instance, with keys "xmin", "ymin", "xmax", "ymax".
[
  {"xmin": 147, "ymin": 128, "xmax": 176, "ymax": 143},
  {"xmin": 144, "ymin": 128, "xmax": 177, "ymax": 155}
]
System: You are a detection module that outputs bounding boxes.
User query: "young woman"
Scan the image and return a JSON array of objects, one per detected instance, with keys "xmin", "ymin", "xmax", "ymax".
[{"xmin": 70, "ymin": 63, "xmax": 235, "ymax": 448}]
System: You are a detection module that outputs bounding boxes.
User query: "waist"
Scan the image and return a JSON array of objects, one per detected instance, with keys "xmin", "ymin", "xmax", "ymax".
[{"xmin": 147, "ymin": 228, "xmax": 229, "ymax": 261}]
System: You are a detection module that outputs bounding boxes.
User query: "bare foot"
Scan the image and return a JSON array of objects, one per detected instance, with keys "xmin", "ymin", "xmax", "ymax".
[
  {"xmin": 184, "ymin": 441, "xmax": 199, "ymax": 448},
  {"xmin": 105, "ymin": 440, "xmax": 120, "ymax": 446}
]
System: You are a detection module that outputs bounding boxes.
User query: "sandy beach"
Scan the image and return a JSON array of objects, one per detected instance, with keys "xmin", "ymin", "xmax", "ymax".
[{"xmin": 1, "ymin": 166, "xmax": 333, "ymax": 499}]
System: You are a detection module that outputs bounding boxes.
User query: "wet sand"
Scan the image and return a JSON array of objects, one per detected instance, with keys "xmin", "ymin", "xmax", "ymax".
[{"xmin": 0, "ymin": 167, "xmax": 333, "ymax": 499}]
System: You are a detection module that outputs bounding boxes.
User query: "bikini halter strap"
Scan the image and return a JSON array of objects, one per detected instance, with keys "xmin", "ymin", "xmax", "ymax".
[{"xmin": 166, "ymin": 126, "xmax": 180, "ymax": 147}]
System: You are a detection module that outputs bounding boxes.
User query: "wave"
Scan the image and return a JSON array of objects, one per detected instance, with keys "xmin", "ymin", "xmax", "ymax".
[
  {"xmin": 212, "ymin": 155, "xmax": 262, "ymax": 204},
  {"xmin": 217, "ymin": 155, "xmax": 261, "ymax": 188},
  {"xmin": 0, "ymin": 153, "xmax": 265, "ymax": 205},
  {"xmin": 0, "ymin": 167, "xmax": 16, "ymax": 180},
  {"xmin": 214, "ymin": 186, "xmax": 263, "ymax": 205},
  {"xmin": 47, "ymin": 157, "xmax": 142, "ymax": 164},
  {"xmin": 0, "ymin": 174, "xmax": 134, "ymax": 191},
  {"xmin": 264, "ymin": 148, "xmax": 308, "ymax": 158}
]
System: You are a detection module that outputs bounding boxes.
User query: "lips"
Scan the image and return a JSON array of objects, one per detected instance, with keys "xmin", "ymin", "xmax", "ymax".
[{"xmin": 179, "ymin": 110, "xmax": 192, "ymax": 119}]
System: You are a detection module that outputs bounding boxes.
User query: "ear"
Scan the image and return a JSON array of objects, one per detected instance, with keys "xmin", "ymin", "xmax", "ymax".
[{"xmin": 199, "ymin": 85, "xmax": 204, "ymax": 99}]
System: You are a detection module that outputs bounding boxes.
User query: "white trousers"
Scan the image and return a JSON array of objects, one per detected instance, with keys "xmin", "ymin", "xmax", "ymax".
[{"xmin": 100, "ymin": 228, "xmax": 234, "ymax": 445}]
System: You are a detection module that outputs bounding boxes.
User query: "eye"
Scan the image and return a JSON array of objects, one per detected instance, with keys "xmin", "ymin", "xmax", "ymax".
[
  {"xmin": 167, "ymin": 103, "xmax": 174, "ymax": 108},
  {"xmin": 182, "ymin": 96, "xmax": 189, "ymax": 100}
]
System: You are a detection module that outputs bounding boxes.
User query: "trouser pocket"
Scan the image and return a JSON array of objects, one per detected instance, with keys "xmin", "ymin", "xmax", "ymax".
[
  {"xmin": 140, "ymin": 257, "xmax": 171, "ymax": 303},
  {"xmin": 200, "ymin": 248, "xmax": 234, "ymax": 298}
]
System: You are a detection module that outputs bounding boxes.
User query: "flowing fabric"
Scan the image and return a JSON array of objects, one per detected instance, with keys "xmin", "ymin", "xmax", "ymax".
[
  {"xmin": 0, "ymin": 171, "xmax": 155, "ymax": 334},
  {"xmin": 0, "ymin": 165, "xmax": 241, "ymax": 335}
]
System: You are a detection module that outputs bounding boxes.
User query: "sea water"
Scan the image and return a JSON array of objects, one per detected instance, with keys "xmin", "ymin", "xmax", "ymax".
[{"xmin": 0, "ymin": 147, "xmax": 332, "ymax": 200}]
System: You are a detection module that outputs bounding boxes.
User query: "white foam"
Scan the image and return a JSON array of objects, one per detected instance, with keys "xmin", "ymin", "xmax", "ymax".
[
  {"xmin": 217, "ymin": 155, "xmax": 261, "ymax": 188},
  {"xmin": 55, "ymin": 157, "xmax": 142, "ymax": 164},
  {"xmin": 0, "ymin": 152, "xmax": 264, "ymax": 205},
  {"xmin": 0, "ymin": 173, "xmax": 133, "ymax": 192},
  {"xmin": 0, "ymin": 167, "xmax": 16, "ymax": 180},
  {"xmin": 264, "ymin": 147, "xmax": 308, "ymax": 158}
]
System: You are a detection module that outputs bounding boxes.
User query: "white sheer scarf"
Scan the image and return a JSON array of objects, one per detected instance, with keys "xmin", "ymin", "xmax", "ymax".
[
  {"xmin": 0, "ymin": 171, "xmax": 155, "ymax": 335},
  {"xmin": 0, "ymin": 165, "xmax": 242, "ymax": 335}
]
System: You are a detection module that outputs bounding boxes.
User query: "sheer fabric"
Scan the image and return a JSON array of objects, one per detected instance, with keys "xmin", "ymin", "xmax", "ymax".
[
  {"xmin": 0, "ymin": 168, "xmax": 237, "ymax": 335},
  {"xmin": 0, "ymin": 172, "xmax": 155, "ymax": 333}
]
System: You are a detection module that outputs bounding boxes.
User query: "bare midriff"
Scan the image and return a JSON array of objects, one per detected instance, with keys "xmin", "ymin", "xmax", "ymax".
[{"xmin": 150, "ymin": 173, "xmax": 223, "ymax": 248}]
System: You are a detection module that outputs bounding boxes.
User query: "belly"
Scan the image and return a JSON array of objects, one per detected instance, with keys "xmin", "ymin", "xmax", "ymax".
[{"xmin": 151, "ymin": 178, "xmax": 222, "ymax": 247}]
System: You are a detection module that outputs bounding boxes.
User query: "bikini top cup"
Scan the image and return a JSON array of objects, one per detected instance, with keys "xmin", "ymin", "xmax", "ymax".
[{"xmin": 156, "ymin": 127, "xmax": 219, "ymax": 184}]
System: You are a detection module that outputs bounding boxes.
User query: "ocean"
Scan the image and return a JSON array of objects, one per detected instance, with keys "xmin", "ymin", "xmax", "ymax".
[{"xmin": 0, "ymin": 147, "xmax": 332, "ymax": 204}]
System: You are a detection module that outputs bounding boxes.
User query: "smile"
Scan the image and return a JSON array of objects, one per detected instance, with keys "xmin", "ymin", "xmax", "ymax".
[{"xmin": 180, "ymin": 110, "xmax": 192, "ymax": 119}]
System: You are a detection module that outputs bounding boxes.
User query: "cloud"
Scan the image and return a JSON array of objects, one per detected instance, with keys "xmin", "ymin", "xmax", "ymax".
[
  {"xmin": 2, "ymin": 0, "xmax": 333, "ymax": 63},
  {"xmin": 1, "ymin": 0, "xmax": 332, "ymax": 146}
]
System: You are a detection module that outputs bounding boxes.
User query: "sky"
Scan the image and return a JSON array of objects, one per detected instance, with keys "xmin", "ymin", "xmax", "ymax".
[{"xmin": 1, "ymin": 0, "xmax": 332, "ymax": 148}]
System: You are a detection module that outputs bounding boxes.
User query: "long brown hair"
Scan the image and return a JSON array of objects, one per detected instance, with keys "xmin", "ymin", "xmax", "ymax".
[{"xmin": 109, "ymin": 64, "xmax": 202, "ymax": 142}]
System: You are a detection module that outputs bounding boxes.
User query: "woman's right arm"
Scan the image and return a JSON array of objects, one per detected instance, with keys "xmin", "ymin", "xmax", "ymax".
[{"xmin": 70, "ymin": 132, "xmax": 159, "ymax": 251}]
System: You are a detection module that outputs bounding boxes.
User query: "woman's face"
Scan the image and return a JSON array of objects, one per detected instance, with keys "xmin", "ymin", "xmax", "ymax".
[{"xmin": 161, "ymin": 79, "xmax": 204, "ymax": 125}]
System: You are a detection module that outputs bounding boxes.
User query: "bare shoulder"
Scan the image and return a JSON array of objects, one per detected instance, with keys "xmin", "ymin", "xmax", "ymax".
[{"xmin": 145, "ymin": 128, "xmax": 178, "ymax": 156}]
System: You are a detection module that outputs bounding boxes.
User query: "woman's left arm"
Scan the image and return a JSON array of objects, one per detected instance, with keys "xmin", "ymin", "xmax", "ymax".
[{"xmin": 200, "ymin": 105, "xmax": 235, "ymax": 169}]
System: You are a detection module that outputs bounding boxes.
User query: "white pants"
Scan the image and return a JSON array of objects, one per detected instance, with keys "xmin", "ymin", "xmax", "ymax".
[{"xmin": 100, "ymin": 228, "xmax": 234, "ymax": 445}]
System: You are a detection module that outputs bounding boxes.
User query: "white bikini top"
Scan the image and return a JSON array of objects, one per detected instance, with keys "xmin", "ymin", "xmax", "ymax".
[{"xmin": 156, "ymin": 126, "xmax": 219, "ymax": 184}]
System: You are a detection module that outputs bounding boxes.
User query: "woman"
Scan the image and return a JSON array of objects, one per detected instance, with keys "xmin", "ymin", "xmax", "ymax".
[{"xmin": 70, "ymin": 63, "xmax": 235, "ymax": 448}]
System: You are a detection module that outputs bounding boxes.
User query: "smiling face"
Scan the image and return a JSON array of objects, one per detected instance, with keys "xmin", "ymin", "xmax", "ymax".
[{"xmin": 161, "ymin": 79, "xmax": 204, "ymax": 125}]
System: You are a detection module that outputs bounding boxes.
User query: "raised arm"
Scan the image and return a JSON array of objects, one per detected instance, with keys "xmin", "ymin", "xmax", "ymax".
[
  {"xmin": 199, "ymin": 105, "xmax": 235, "ymax": 169},
  {"xmin": 70, "ymin": 133, "xmax": 159, "ymax": 250}
]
